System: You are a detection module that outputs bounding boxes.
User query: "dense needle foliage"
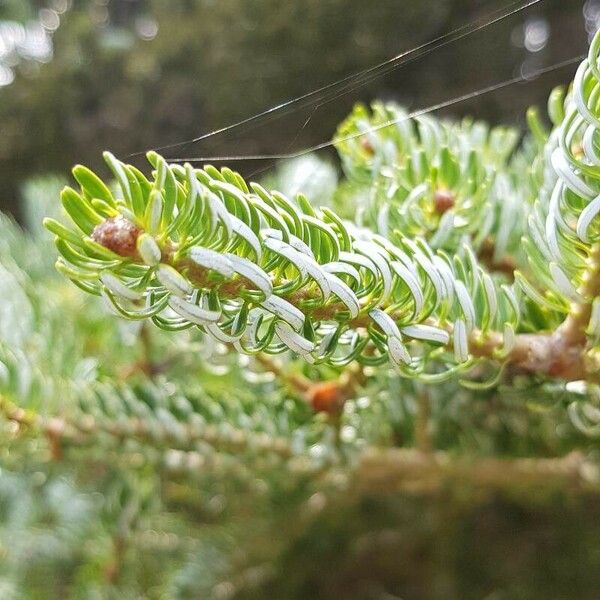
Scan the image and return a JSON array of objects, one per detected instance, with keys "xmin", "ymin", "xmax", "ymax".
[{"xmin": 1, "ymin": 24, "xmax": 600, "ymax": 600}]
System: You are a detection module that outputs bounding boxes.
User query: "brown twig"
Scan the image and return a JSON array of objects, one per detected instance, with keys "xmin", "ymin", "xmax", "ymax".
[
  {"xmin": 356, "ymin": 448, "xmax": 596, "ymax": 494},
  {"xmin": 0, "ymin": 395, "xmax": 66, "ymax": 460},
  {"xmin": 477, "ymin": 238, "xmax": 517, "ymax": 278},
  {"xmin": 254, "ymin": 353, "xmax": 311, "ymax": 395}
]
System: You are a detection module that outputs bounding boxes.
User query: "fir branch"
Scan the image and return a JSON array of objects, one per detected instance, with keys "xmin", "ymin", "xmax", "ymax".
[
  {"xmin": 41, "ymin": 148, "xmax": 593, "ymax": 383},
  {"xmin": 43, "ymin": 28, "xmax": 600, "ymax": 386},
  {"xmin": 45, "ymin": 151, "xmax": 522, "ymax": 382}
]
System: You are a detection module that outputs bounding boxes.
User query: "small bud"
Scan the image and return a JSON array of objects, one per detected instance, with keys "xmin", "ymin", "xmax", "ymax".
[
  {"xmin": 434, "ymin": 189, "xmax": 455, "ymax": 215},
  {"xmin": 91, "ymin": 216, "xmax": 141, "ymax": 258},
  {"xmin": 309, "ymin": 381, "xmax": 344, "ymax": 415},
  {"xmin": 360, "ymin": 137, "xmax": 375, "ymax": 155}
]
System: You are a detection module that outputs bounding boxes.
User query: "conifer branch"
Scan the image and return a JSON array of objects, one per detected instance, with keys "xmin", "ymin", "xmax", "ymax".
[{"xmin": 43, "ymin": 28, "xmax": 600, "ymax": 386}]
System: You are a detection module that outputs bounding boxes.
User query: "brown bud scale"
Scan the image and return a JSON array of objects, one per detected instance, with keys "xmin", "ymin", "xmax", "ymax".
[
  {"xmin": 309, "ymin": 381, "xmax": 345, "ymax": 415},
  {"xmin": 91, "ymin": 216, "xmax": 141, "ymax": 258},
  {"xmin": 434, "ymin": 189, "xmax": 455, "ymax": 215}
]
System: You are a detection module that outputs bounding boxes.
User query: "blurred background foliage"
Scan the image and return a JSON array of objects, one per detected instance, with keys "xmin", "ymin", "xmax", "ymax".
[
  {"xmin": 0, "ymin": 0, "xmax": 596, "ymax": 217},
  {"xmin": 0, "ymin": 172, "xmax": 598, "ymax": 598}
]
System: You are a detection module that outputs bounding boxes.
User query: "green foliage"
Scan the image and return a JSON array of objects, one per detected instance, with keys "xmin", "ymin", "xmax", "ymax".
[
  {"xmin": 2, "ymin": 20, "xmax": 600, "ymax": 600},
  {"xmin": 334, "ymin": 103, "xmax": 525, "ymax": 259},
  {"xmin": 45, "ymin": 148, "xmax": 522, "ymax": 383},
  {"xmin": 0, "ymin": 171, "xmax": 598, "ymax": 596},
  {"xmin": 44, "ymin": 26, "xmax": 600, "ymax": 390}
]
